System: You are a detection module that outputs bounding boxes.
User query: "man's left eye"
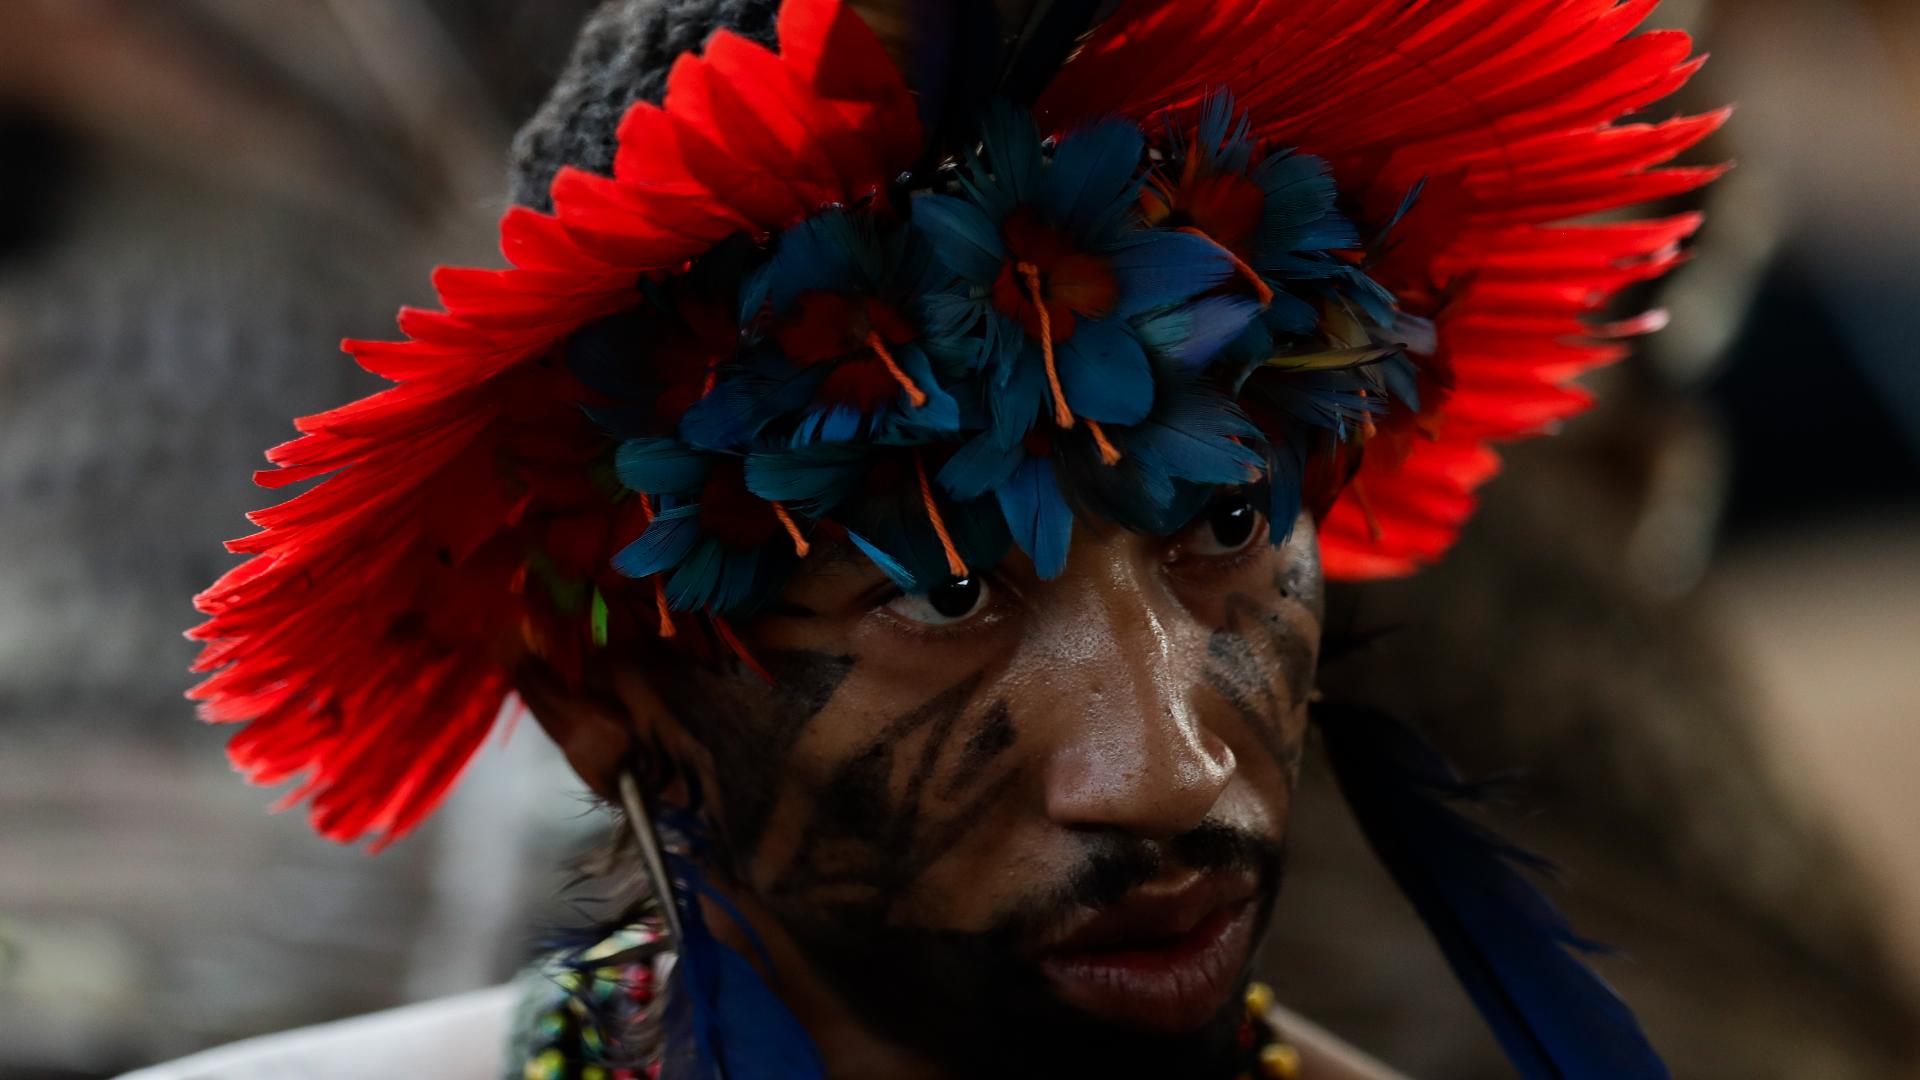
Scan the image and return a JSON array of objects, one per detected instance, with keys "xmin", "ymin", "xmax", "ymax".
[
  {"xmin": 1182, "ymin": 493, "xmax": 1266, "ymax": 557},
  {"xmin": 883, "ymin": 575, "xmax": 991, "ymax": 626}
]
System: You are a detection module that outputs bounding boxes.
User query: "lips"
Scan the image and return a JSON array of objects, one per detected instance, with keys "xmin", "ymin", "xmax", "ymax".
[{"xmin": 1033, "ymin": 872, "xmax": 1259, "ymax": 1033}]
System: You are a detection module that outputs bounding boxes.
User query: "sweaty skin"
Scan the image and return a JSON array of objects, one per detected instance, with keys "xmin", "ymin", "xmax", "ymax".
[{"xmin": 528, "ymin": 503, "xmax": 1328, "ymax": 1080}]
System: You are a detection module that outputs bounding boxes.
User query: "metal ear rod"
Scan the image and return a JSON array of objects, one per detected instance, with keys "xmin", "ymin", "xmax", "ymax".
[{"xmin": 619, "ymin": 769, "xmax": 685, "ymax": 947}]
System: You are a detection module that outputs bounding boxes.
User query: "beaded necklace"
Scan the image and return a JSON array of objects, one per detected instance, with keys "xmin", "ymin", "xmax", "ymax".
[{"xmin": 508, "ymin": 928, "xmax": 1304, "ymax": 1080}]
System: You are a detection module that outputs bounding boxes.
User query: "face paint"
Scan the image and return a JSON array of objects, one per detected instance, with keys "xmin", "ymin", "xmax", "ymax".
[
  {"xmin": 1206, "ymin": 591, "xmax": 1314, "ymax": 777},
  {"xmin": 772, "ymin": 674, "xmax": 1008, "ymax": 911},
  {"xmin": 638, "ymin": 515, "xmax": 1320, "ymax": 1078},
  {"xmin": 651, "ymin": 649, "xmax": 855, "ymax": 872}
]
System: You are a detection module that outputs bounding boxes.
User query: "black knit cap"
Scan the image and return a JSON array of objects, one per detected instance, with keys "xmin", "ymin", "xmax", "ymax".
[{"xmin": 509, "ymin": 0, "xmax": 782, "ymax": 210}]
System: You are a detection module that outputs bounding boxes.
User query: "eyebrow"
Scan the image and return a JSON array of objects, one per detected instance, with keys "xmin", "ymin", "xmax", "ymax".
[{"xmin": 802, "ymin": 538, "xmax": 878, "ymax": 579}]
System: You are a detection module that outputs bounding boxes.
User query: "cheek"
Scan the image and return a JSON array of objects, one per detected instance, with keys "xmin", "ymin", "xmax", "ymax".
[{"xmin": 740, "ymin": 672, "xmax": 1040, "ymax": 927}]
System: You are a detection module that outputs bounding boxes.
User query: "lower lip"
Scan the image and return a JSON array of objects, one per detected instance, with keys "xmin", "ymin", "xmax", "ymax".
[{"xmin": 1038, "ymin": 900, "xmax": 1256, "ymax": 1033}]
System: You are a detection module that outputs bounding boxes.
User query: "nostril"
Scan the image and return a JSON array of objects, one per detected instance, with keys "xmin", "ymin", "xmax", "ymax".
[{"xmin": 1201, "ymin": 728, "xmax": 1236, "ymax": 777}]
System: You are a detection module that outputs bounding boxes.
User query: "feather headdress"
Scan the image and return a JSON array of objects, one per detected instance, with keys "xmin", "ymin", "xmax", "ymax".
[
  {"xmin": 192, "ymin": 2, "xmax": 1717, "ymax": 1072},
  {"xmin": 193, "ymin": 0, "xmax": 1718, "ymax": 843}
]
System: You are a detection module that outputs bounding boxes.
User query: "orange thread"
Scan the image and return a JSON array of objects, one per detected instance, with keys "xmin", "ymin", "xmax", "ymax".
[
  {"xmin": 1086, "ymin": 419, "xmax": 1123, "ymax": 466},
  {"xmin": 915, "ymin": 452, "xmax": 969, "ymax": 578},
  {"xmin": 1177, "ymin": 226, "xmax": 1273, "ymax": 308},
  {"xmin": 771, "ymin": 501, "xmax": 811, "ymax": 557},
  {"xmin": 1351, "ymin": 480, "xmax": 1384, "ymax": 543},
  {"xmin": 712, "ymin": 617, "xmax": 774, "ymax": 684},
  {"xmin": 1017, "ymin": 261, "xmax": 1074, "ymax": 429},
  {"xmin": 1354, "ymin": 390, "xmax": 1378, "ymax": 441},
  {"xmin": 653, "ymin": 577, "xmax": 677, "ymax": 638},
  {"xmin": 865, "ymin": 331, "xmax": 928, "ymax": 407}
]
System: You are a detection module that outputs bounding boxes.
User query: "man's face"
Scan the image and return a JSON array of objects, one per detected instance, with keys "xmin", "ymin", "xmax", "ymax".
[{"xmin": 645, "ymin": 496, "xmax": 1320, "ymax": 1078}]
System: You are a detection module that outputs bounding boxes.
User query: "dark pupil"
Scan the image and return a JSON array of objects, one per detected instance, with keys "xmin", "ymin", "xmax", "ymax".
[
  {"xmin": 928, "ymin": 576, "xmax": 981, "ymax": 618},
  {"xmin": 1208, "ymin": 496, "xmax": 1256, "ymax": 549}
]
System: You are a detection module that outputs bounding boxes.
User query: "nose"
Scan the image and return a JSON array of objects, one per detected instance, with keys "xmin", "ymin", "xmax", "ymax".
[{"xmin": 1035, "ymin": 551, "xmax": 1235, "ymax": 841}]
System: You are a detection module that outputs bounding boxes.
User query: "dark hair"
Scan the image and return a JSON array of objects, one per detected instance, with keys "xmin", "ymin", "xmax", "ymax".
[{"xmin": 508, "ymin": 0, "xmax": 782, "ymax": 210}]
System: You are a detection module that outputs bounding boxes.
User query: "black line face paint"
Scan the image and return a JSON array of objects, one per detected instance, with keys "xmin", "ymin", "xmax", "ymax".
[
  {"xmin": 1202, "ymin": 579, "xmax": 1316, "ymax": 783},
  {"xmin": 652, "ymin": 648, "xmax": 854, "ymax": 870},
  {"xmin": 773, "ymin": 674, "xmax": 1019, "ymax": 917}
]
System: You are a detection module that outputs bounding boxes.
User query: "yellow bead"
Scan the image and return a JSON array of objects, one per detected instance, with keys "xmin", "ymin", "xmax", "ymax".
[
  {"xmin": 1244, "ymin": 981, "xmax": 1275, "ymax": 1017},
  {"xmin": 1259, "ymin": 1042, "xmax": 1302, "ymax": 1080},
  {"xmin": 584, "ymin": 1067, "xmax": 608, "ymax": 1080},
  {"xmin": 525, "ymin": 1049, "xmax": 565, "ymax": 1080}
]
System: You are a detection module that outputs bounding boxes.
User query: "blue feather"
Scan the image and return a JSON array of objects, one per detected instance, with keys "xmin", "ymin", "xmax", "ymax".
[
  {"xmin": 1124, "ymin": 388, "xmax": 1264, "ymax": 490},
  {"xmin": 946, "ymin": 492, "xmax": 1012, "ymax": 572},
  {"xmin": 1056, "ymin": 319, "xmax": 1154, "ymax": 425},
  {"xmin": 805, "ymin": 402, "xmax": 864, "ymax": 444},
  {"xmin": 918, "ymin": 288, "xmax": 989, "ymax": 346},
  {"xmin": 661, "ymin": 851, "xmax": 827, "ymax": 1080},
  {"xmin": 1193, "ymin": 91, "xmax": 1253, "ymax": 174},
  {"xmin": 986, "ymin": 344, "xmax": 1049, "ymax": 450},
  {"xmin": 885, "ymin": 343, "xmax": 963, "ymax": 435},
  {"xmin": 712, "ymin": 547, "xmax": 767, "ymax": 615},
  {"xmin": 765, "ymin": 211, "xmax": 869, "ymax": 311},
  {"xmin": 679, "ymin": 362, "xmax": 820, "ymax": 450},
  {"xmin": 937, "ymin": 429, "xmax": 1027, "ymax": 500},
  {"xmin": 1106, "ymin": 230, "xmax": 1235, "ymax": 319},
  {"xmin": 1041, "ymin": 119, "xmax": 1145, "ymax": 237},
  {"xmin": 1261, "ymin": 290, "xmax": 1322, "ymax": 339},
  {"xmin": 1317, "ymin": 703, "xmax": 1671, "ymax": 1080},
  {"xmin": 679, "ymin": 375, "xmax": 771, "ymax": 450},
  {"xmin": 914, "ymin": 196, "xmax": 1007, "ymax": 283},
  {"xmin": 1262, "ymin": 434, "xmax": 1307, "ymax": 545},
  {"xmin": 664, "ymin": 539, "xmax": 725, "ymax": 611},
  {"xmin": 616, "ymin": 438, "xmax": 711, "ymax": 497},
  {"xmin": 997, "ymin": 455, "xmax": 1073, "ymax": 578},
  {"xmin": 744, "ymin": 444, "xmax": 867, "ymax": 515},
  {"xmin": 1376, "ymin": 176, "xmax": 1430, "ymax": 244},
  {"xmin": 846, "ymin": 528, "xmax": 919, "ymax": 591},
  {"xmin": 977, "ymin": 100, "xmax": 1044, "ymax": 208},
  {"xmin": 612, "ymin": 506, "xmax": 703, "ymax": 579},
  {"xmin": 1137, "ymin": 296, "xmax": 1264, "ymax": 370},
  {"xmin": 1381, "ymin": 352, "xmax": 1424, "ymax": 414}
]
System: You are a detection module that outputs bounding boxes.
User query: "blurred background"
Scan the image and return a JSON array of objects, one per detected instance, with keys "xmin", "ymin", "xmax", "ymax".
[{"xmin": 0, "ymin": 1, "xmax": 1915, "ymax": 1077}]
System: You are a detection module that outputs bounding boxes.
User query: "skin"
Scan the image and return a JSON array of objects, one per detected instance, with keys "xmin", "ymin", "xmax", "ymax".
[{"xmin": 524, "ymin": 504, "xmax": 1337, "ymax": 1079}]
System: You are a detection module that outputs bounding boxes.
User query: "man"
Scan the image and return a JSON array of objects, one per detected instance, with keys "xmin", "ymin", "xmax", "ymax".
[{"xmin": 166, "ymin": 0, "xmax": 1717, "ymax": 1075}]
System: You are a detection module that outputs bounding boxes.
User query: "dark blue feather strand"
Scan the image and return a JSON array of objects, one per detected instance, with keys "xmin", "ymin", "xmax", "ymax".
[
  {"xmin": 653, "ymin": 814, "xmax": 825, "ymax": 1080},
  {"xmin": 1316, "ymin": 702, "xmax": 1670, "ymax": 1080}
]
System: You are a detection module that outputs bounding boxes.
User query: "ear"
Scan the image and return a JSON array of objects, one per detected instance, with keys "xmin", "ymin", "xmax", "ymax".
[
  {"xmin": 514, "ymin": 662, "xmax": 640, "ymax": 801},
  {"xmin": 515, "ymin": 659, "xmax": 713, "ymax": 807}
]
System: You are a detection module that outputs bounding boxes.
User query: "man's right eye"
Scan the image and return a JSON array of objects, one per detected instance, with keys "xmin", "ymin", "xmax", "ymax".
[{"xmin": 882, "ymin": 576, "xmax": 991, "ymax": 626}]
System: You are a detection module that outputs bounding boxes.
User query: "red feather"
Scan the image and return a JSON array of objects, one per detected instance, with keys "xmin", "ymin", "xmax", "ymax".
[
  {"xmin": 189, "ymin": 0, "xmax": 922, "ymax": 847},
  {"xmin": 1040, "ymin": 0, "xmax": 1720, "ymax": 579}
]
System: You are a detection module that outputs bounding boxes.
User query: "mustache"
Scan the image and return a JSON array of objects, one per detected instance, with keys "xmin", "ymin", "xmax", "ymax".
[{"xmin": 999, "ymin": 818, "xmax": 1285, "ymax": 944}]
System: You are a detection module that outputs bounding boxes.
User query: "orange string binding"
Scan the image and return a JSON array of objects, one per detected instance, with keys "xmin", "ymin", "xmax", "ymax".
[
  {"xmin": 915, "ymin": 452, "xmax": 969, "ymax": 578},
  {"xmin": 771, "ymin": 501, "xmax": 811, "ymax": 557},
  {"xmin": 1086, "ymin": 420, "xmax": 1123, "ymax": 466},
  {"xmin": 865, "ymin": 331, "xmax": 929, "ymax": 407},
  {"xmin": 1016, "ymin": 262, "xmax": 1075, "ymax": 429},
  {"xmin": 653, "ymin": 578, "xmax": 677, "ymax": 638}
]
